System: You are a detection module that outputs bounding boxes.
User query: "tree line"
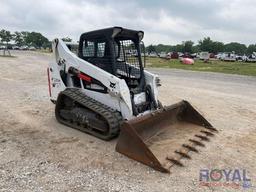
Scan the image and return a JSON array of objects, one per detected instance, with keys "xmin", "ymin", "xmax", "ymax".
[
  {"xmin": 0, "ymin": 29, "xmax": 75, "ymax": 49},
  {"xmin": 146, "ymin": 37, "xmax": 256, "ymax": 55},
  {"xmin": 1, "ymin": 28, "xmax": 255, "ymax": 55},
  {"xmin": 0, "ymin": 29, "xmax": 51, "ymax": 48}
]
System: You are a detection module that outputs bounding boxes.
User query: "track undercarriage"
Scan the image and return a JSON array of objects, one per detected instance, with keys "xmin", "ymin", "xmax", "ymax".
[{"xmin": 55, "ymin": 88, "xmax": 123, "ymax": 140}]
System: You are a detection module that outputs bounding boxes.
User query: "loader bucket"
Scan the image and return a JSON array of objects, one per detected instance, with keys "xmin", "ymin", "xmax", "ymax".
[{"xmin": 116, "ymin": 100, "xmax": 217, "ymax": 173}]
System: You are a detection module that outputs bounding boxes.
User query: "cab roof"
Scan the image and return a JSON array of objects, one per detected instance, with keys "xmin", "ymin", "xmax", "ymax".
[{"xmin": 80, "ymin": 27, "xmax": 144, "ymax": 41}]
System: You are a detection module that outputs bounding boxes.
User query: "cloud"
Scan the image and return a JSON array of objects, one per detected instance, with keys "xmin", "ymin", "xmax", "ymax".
[{"xmin": 0, "ymin": 0, "xmax": 255, "ymax": 45}]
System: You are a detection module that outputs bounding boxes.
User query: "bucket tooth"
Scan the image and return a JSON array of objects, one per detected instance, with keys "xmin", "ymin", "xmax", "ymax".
[
  {"xmin": 182, "ymin": 144, "xmax": 199, "ymax": 153},
  {"xmin": 206, "ymin": 126, "xmax": 218, "ymax": 132},
  {"xmin": 175, "ymin": 150, "xmax": 191, "ymax": 159},
  {"xmin": 195, "ymin": 134, "xmax": 210, "ymax": 141},
  {"xmin": 200, "ymin": 130, "xmax": 214, "ymax": 137},
  {"xmin": 189, "ymin": 139, "xmax": 205, "ymax": 147},
  {"xmin": 166, "ymin": 157, "xmax": 184, "ymax": 167}
]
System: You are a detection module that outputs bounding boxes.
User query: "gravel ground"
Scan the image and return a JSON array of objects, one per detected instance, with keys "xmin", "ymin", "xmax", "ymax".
[{"xmin": 0, "ymin": 51, "xmax": 255, "ymax": 192}]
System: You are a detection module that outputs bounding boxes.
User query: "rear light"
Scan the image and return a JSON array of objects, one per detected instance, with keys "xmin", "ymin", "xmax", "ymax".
[{"xmin": 47, "ymin": 68, "xmax": 52, "ymax": 97}]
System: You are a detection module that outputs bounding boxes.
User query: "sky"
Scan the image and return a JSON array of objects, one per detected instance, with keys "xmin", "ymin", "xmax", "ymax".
[{"xmin": 0, "ymin": 0, "xmax": 255, "ymax": 45}]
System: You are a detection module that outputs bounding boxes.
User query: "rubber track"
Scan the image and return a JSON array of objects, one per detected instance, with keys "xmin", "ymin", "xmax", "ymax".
[{"xmin": 56, "ymin": 88, "xmax": 123, "ymax": 140}]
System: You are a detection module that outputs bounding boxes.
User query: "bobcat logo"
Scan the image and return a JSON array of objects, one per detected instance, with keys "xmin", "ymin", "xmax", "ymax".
[{"xmin": 110, "ymin": 82, "xmax": 116, "ymax": 88}]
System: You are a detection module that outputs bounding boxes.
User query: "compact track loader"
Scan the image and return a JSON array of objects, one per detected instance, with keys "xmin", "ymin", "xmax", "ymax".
[{"xmin": 48, "ymin": 27, "xmax": 217, "ymax": 173}]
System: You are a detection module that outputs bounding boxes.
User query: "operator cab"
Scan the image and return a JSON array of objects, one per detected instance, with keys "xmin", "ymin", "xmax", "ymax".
[{"xmin": 78, "ymin": 27, "xmax": 145, "ymax": 93}]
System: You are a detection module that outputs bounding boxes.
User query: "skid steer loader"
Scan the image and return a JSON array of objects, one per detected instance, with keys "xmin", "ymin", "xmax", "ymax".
[{"xmin": 48, "ymin": 27, "xmax": 217, "ymax": 173}]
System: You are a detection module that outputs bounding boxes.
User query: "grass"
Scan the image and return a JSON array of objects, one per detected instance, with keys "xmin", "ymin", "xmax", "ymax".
[
  {"xmin": 36, "ymin": 49, "xmax": 52, "ymax": 53},
  {"xmin": 146, "ymin": 57, "xmax": 256, "ymax": 77},
  {"xmin": 0, "ymin": 54, "xmax": 16, "ymax": 58}
]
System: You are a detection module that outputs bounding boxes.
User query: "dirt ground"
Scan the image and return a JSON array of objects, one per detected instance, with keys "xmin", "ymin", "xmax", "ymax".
[{"xmin": 0, "ymin": 51, "xmax": 255, "ymax": 192}]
